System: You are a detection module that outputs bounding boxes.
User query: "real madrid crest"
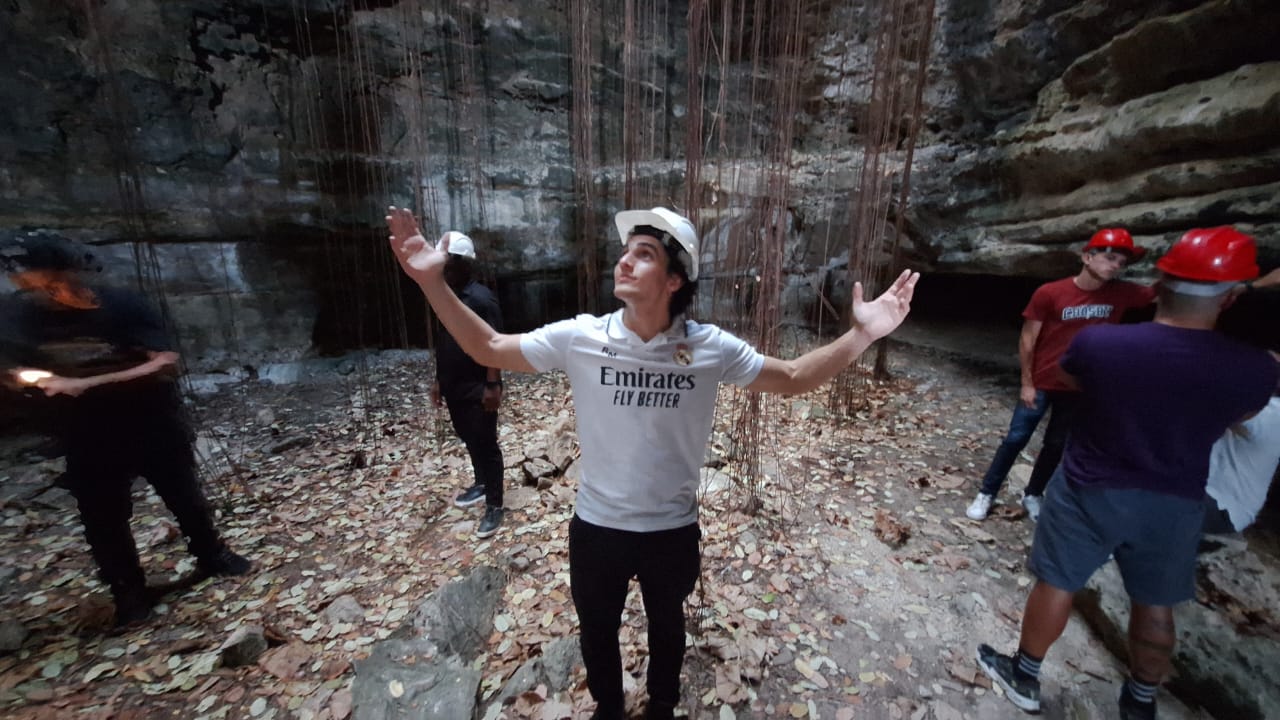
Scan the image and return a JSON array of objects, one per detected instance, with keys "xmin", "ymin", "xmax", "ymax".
[{"xmin": 673, "ymin": 343, "xmax": 693, "ymax": 366}]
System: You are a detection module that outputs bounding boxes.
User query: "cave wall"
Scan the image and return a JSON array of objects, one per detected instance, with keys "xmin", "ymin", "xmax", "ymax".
[
  {"xmin": 1, "ymin": 0, "xmax": 1276, "ymax": 368},
  {"xmin": 794, "ymin": 0, "xmax": 1280, "ymax": 277},
  {"xmin": 907, "ymin": 0, "xmax": 1280, "ymax": 276}
]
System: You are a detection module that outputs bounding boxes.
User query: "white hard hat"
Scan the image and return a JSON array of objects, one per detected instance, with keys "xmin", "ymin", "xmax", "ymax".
[
  {"xmin": 443, "ymin": 231, "xmax": 476, "ymax": 260},
  {"xmin": 614, "ymin": 207, "xmax": 699, "ymax": 281}
]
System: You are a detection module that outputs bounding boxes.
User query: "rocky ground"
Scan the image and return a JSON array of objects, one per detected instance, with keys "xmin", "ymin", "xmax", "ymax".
[{"xmin": 0, "ymin": 336, "xmax": 1267, "ymax": 719}]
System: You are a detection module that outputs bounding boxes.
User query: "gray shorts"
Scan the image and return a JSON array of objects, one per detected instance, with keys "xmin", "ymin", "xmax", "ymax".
[{"xmin": 1028, "ymin": 468, "xmax": 1204, "ymax": 606}]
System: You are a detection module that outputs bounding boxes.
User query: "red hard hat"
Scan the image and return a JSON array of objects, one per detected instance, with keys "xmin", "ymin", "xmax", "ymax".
[
  {"xmin": 1156, "ymin": 226, "xmax": 1259, "ymax": 282},
  {"xmin": 1084, "ymin": 228, "xmax": 1146, "ymax": 260}
]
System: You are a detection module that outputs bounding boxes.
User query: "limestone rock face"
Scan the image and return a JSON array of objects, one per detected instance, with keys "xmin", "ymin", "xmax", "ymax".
[
  {"xmin": 900, "ymin": 0, "xmax": 1280, "ymax": 276},
  {"xmin": 0, "ymin": 1, "xmax": 1276, "ymax": 367}
]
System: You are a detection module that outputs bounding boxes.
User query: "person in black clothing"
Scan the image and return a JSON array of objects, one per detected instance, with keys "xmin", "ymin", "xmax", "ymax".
[
  {"xmin": 432, "ymin": 232, "xmax": 507, "ymax": 538},
  {"xmin": 0, "ymin": 231, "xmax": 250, "ymax": 628}
]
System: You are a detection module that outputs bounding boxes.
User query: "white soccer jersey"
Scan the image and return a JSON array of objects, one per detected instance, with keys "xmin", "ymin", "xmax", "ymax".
[
  {"xmin": 521, "ymin": 311, "xmax": 764, "ymax": 531},
  {"xmin": 1206, "ymin": 397, "xmax": 1280, "ymax": 531}
]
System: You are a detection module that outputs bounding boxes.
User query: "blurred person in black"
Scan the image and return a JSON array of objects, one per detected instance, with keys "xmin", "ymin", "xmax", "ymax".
[
  {"xmin": 432, "ymin": 232, "xmax": 507, "ymax": 538},
  {"xmin": 0, "ymin": 231, "xmax": 250, "ymax": 628}
]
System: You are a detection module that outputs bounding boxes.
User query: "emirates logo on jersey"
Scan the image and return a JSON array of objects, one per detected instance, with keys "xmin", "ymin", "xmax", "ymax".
[{"xmin": 600, "ymin": 365, "xmax": 695, "ymax": 409}]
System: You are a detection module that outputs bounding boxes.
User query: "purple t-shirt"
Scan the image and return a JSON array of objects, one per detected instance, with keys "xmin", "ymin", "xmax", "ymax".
[{"xmin": 1060, "ymin": 322, "xmax": 1278, "ymax": 500}]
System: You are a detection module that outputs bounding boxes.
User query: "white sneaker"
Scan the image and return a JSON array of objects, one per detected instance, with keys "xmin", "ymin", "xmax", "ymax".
[
  {"xmin": 1021, "ymin": 494, "xmax": 1043, "ymax": 522},
  {"xmin": 966, "ymin": 492, "xmax": 994, "ymax": 520}
]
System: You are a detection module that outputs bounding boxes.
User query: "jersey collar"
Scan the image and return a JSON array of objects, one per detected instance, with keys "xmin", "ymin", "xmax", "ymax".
[{"xmin": 605, "ymin": 309, "xmax": 690, "ymax": 345}]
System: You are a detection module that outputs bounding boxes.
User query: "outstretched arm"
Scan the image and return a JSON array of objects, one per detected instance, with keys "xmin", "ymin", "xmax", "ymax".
[
  {"xmin": 30, "ymin": 351, "xmax": 179, "ymax": 397},
  {"xmin": 1252, "ymin": 267, "xmax": 1280, "ymax": 291},
  {"xmin": 386, "ymin": 207, "xmax": 533, "ymax": 373},
  {"xmin": 747, "ymin": 269, "xmax": 920, "ymax": 395}
]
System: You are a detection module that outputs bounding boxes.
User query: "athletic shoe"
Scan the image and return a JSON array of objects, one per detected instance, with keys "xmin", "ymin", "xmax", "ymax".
[
  {"xmin": 476, "ymin": 506, "xmax": 505, "ymax": 538},
  {"xmin": 111, "ymin": 587, "xmax": 156, "ymax": 629},
  {"xmin": 976, "ymin": 643, "xmax": 1041, "ymax": 713},
  {"xmin": 1021, "ymin": 494, "xmax": 1043, "ymax": 522},
  {"xmin": 197, "ymin": 548, "xmax": 252, "ymax": 577},
  {"xmin": 966, "ymin": 492, "xmax": 994, "ymax": 520},
  {"xmin": 454, "ymin": 484, "xmax": 486, "ymax": 508}
]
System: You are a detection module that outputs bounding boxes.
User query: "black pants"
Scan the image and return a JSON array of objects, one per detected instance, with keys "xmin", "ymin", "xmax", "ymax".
[
  {"xmin": 569, "ymin": 515, "xmax": 701, "ymax": 714},
  {"xmin": 1024, "ymin": 390, "xmax": 1080, "ymax": 497},
  {"xmin": 62, "ymin": 419, "xmax": 224, "ymax": 601},
  {"xmin": 443, "ymin": 384, "xmax": 504, "ymax": 508}
]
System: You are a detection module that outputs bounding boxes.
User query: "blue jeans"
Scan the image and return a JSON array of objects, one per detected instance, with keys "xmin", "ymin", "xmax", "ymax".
[{"xmin": 979, "ymin": 390, "xmax": 1049, "ymax": 496}]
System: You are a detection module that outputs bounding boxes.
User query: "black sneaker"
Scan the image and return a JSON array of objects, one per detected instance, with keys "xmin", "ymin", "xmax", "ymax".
[
  {"xmin": 1119, "ymin": 683, "xmax": 1157, "ymax": 720},
  {"xmin": 976, "ymin": 643, "xmax": 1041, "ymax": 713},
  {"xmin": 111, "ymin": 588, "xmax": 155, "ymax": 629},
  {"xmin": 476, "ymin": 506, "xmax": 504, "ymax": 538},
  {"xmin": 454, "ymin": 485, "xmax": 486, "ymax": 508},
  {"xmin": 197, "ymin": 548, "xmax": 253, "ymax": 577}
]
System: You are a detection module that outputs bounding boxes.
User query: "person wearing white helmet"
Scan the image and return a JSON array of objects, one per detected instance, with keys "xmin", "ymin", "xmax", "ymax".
[
  {"xmin": 432, "ymin": 231, "xmax": 508, "ymax": 539},
  {"xmin": 386, "ymin": 205, "xmax": 918, "ymax": 720},
  {"xmin": 976, "ymin": 227, "xmax": 1278, "ymax": 720}
]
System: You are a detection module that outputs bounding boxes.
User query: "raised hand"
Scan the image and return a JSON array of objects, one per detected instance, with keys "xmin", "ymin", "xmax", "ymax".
[
  {"xmin": 851, "ymin": 269, "xmax": 920, "ymax": 341},
  {"xmin": 386, "ymin": 206, "xmax": 449, "ymax": 285}
]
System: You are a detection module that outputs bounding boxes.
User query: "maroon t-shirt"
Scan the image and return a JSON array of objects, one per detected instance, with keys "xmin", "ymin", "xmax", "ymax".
[{"xmin": 1022, "ymin": 278, "xmax": 1155, "ymax": 392}]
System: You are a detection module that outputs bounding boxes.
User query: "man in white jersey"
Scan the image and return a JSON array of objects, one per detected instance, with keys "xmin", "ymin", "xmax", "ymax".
[{"xmin": 386, "ymin": 205, "xmax": 919, "ymax": 720}]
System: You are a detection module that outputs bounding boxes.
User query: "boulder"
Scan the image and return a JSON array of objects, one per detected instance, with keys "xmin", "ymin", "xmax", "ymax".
[
  {"xmin": 353, "ymin": 566, "xmax": 508, "ymax": 720},
  {"xmin": 1075, "ymin": 545, "xmax": 1280, "ymax": 720}
]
